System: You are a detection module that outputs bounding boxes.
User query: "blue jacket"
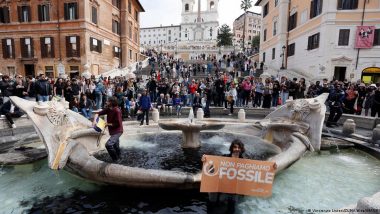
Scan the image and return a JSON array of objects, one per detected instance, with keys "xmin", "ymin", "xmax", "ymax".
[{"xmin": 140, "ymin": 95, "xmax": 151, "ymax": 110}]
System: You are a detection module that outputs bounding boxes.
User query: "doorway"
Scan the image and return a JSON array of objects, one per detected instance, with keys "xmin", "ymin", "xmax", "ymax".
[
  {"xmin": 334, "ymin": 66, "xmax": 346, "ymax": 81},
  {"xmin": 24, "ymin": 64, "xmax": 35, "ymax": 77}
]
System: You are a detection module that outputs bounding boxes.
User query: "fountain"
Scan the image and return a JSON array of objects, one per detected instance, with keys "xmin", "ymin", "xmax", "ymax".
[
  {"xmin": 158, "ymin": 108, "xmax": 225, "ymax": 148},
  {"xmin": 8, "ymin": 94, "xmax": 329, "ymax": 188}
]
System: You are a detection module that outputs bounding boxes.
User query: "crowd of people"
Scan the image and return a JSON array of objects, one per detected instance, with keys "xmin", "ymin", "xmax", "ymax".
[{"xmin": 0, "ymin": 51, "xmax": 379, "ymax": 129}]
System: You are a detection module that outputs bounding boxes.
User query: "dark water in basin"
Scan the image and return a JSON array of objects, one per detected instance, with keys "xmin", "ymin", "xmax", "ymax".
[{"xmin": 93, "ymin": 132, "xmax": 280, "ymax": 173}]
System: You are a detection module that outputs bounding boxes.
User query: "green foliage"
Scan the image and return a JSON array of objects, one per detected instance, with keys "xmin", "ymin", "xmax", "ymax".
[
  {"xmin": 217, "ymin": 24, "xmax": 233, "ymax": 47},
  {"xmin": 251, "ymin": 35, "xmax": 260, "ymax": 50},
  {"xmin": 240, "ymin": 0, "xmax": 253, "ymax": 12}
]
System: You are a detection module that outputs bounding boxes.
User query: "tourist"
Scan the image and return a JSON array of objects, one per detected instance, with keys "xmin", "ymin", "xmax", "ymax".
[
  {"xmin": 280, "ymin": 76, "xmax": 289, "ymax": 105},
  {"xmin": 80, "ymin": 94, "xmax": 93, "ymax": 120},
  {"xmin": 139, "ymin": 89, "xmax": 152, "ymax": 126},
  {"xmin": 262, "ymin": 78, "xmax": 273, "ymax": 109},
  {"xmin": 35, "ymin": 73, "xmax": 51, "ymax": 102},
  {"xmin": 93, "ymin": 97, "xmax": 123, "ymax": 162},
  {"xmin": 69, "ymin": 97, "xmax": 80, "ymax": 113},
  {"xmin": 173, "ymin": 92, "xmax": 182, "ymax": 117},
  {"xmin": 326, "ymin": 84, "xmax": 344, "ymax": 127},
  {"xmin": 192, "ymin": 92, "xmax": 202, "ymax": 115},
  {"xmin": 371, "ymin": 84, "xmax": 380, "ymax": 118},
  {"xmin": 225, "ymin": 83, "xmax": 237, "ymax": 116}
]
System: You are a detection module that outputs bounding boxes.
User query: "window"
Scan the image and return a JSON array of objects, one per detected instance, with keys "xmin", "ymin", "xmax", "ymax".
[
  {"xmin": 40, "ymin": 37, "xmax": 55, "ymax": 58},
  {"xmin": 128, "ymin": 21, "xmax": 133, "ymax": 39},
  {"xmin": 113, "ymin": 46, "xmax": 121, "ymax": 58},
  {"xmin": 263, "ymin": 3, "xmax": 269, "ymax": 17},
  {"xmin": 272, "ymin": 48, "xmax": 275, "ymax": 60},
  {"xmin": 7, "ymin": 66, "xmax": 16, "ymax": 77},
  {"xmin": 310, "ymin": 0, "xmax": 323, "ymax": 19},
  {"xmin": 337, "ymin": 0, "xmax": 358, "ymax": 10},
  {"xmin": 273, "ymin": 21, "xmax": 277, "ymax": 36},
  {"xmin": 90, "ymin": 37, "xmax": 102, "ymax": 53},
  {"xmin": 66, "ymin": 36, "xmax": 80, "ymax": 57},
  {"xmin": 263, "ymin": 29, "xmax": 267, "ymax": 41},
  {"xmin": 20, "ymin": 38, "xmax": 34, "ymax": 58},
  {"xmin": 45, "ymin": 66, "xmax": 54, "ymax": 78},
  {"xmin": 2, "ymin": 38, "xmax": 15, "ymax": 59},
  {"xmin": 134, "ymin": 29, "xmax": 138, "ymax": 43},
  {"xmin": 112, "ymin": 0, "xmax": 121, "ymax": 9},
  {"xmin": 112, "ymin": 20, "xmax": 120, "ymax": 35},
  {"xmin": 275, "ymin": 0, "xmax": 279, "ymax": 7},
  {"xmin": 64, "ymin": 2, "xmax": 78, "ymax": 20},
  {"xmin": 38, "ymin": 4, "xmax": 50, "ymax": 22},
  {"xmin": 288, "ymin": 13, "xmax": 297, "ymax": 31},
  {"xmin": 263, "ymin": 52, "xmax": 266, "ymax": 63},
  {"xmin": 338, "ymin": 29, "xmax": 350, "ymax": 46},
  {"xmin": 374, "ymin": 29, "xmax": 380, "ymax": 46},
  {"xmin": 18, "ymin": 6, "xmax": 31, "ymax": 22},
  {"xmin": 307, "ymin": 33, "xmax": 320, "ymax": 50},
  {"xmin": 128, "ymin": 0, "xmax": 132, "ymax": 13},
  {"xmin": 91, "ymin": 6, "xmax": 97, "ymax": 24},
  {"xmin": 135, "ymin": 10, "xmax": 138, "ymax": 21},
  {"xmin": 169, "ymin": 30, "xmax": 171, "ymax": 34},
  {"xmin": 129, "ymin": 49, "xmax": 132, "ymax": 60},
  {"xmin": 185, "ymin": 4, "xmax": 189, "ymax": 12},
  {"xmin": 287, "ymin": 43, "xmax": 295, "ymax": 56},
  {"xmin": 0, "ymin": 7, "xmax": 10, "ymax": 23}
]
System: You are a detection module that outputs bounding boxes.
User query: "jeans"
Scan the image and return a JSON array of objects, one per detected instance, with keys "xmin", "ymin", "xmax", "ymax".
[
  {"xmin": 81, "ymin": 108, "xmax": 93, "ymax": 119},
  {"xmin": 281, "ymin": 92, "xmax": 289, "ymax": 105},
  {"xmin": 149, "ymin": 91, "xmax": 157, "ymax": 103},
  {"xmin": 140, "ymin": 109, "xmax": 149, "ymax": 125},
  {"xmin": 105, "ymin": 133, "xmax": 122, "ymax": 161},
  {"xmin": 37, "ymin": 95, "xmax": 49, "ymax": 102},
  {"xmin": 95, "ymin": 93, "xmax": 103, "ymax": 110},
  {"xmin": 272, "ymin": 93, "xmax": 279, "ymax": 107}
]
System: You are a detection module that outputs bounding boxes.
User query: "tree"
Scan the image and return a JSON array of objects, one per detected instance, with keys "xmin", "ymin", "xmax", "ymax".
[
  {"xmin": 251, "ymin": 35, "xmax": 260, "ymax": 52},
  {"xmin": 217, "ymin": 24, "xmax": 233, "ymax": 47},
  {"xmin": 240, "ymin": 0, "xmax": 253, "ymax": 52}
]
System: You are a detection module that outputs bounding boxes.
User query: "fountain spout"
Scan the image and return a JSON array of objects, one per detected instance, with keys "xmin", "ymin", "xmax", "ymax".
[{"xmin": 188, "ymin": 108, "xmax": 195, "ymax": 124}]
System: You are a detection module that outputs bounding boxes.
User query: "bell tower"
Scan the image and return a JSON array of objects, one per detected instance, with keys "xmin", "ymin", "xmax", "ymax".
[
  {"xmin": 207, "ymin": 0, "xmax": 218, "ymax": 11},
  {"xmin": 182, "ymin": 0, "xmax": 195, "ymax": 13}
]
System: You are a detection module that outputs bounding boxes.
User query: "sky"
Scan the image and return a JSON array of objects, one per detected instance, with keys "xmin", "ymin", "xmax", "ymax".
[{"xmin": 139, "ymin": 0, "xmax": 262, "ymax": 28}]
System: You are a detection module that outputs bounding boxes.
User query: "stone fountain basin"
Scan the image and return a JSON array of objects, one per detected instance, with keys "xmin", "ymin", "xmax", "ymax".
[
  {"xmin": 65, "ymin": 131, "xmax": 281, "ymax": 188},
  {"xmin": 158, "ymin": 120, "xmax": 225, "ymax": 131}
]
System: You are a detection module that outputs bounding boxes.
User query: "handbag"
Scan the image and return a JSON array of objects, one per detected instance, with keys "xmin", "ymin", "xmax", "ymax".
[{"xmin": 227, "ymin": 95, "xmax": 233, "ymax": 103}]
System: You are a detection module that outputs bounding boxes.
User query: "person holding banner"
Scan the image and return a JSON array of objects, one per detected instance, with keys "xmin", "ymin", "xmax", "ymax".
[
  {"xmin": 93, "ymin": 97, "xmax": 123, "ymax": 162},
  {"xmin": 202, "ymin": 139, "xmax": 277, "ymax": 214}
]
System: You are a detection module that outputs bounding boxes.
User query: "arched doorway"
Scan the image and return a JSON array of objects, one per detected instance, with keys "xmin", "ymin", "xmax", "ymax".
[{"xmin": 362, "ymin": 67, "xmax": 380, "ymax": 84}]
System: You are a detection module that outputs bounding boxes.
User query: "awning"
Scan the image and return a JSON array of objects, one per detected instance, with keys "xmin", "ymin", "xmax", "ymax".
[{"xmin": 362, "ymin": 67, "xmax": 380, "ymax": 74}]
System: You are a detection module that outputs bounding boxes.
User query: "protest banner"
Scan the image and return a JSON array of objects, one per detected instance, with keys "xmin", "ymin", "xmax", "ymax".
[{"xmin": 200, "ymin": 155, "xmax": 276, "ymax": 197}]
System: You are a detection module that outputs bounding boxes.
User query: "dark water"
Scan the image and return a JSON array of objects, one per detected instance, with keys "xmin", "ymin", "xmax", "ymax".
[
  {"xmin": 93, "ymin": 132, "xmax": 280, "ymax": 173},
  {"xmin": 23, "ymin": 187, "xmax": 209, "ymax": 214}
]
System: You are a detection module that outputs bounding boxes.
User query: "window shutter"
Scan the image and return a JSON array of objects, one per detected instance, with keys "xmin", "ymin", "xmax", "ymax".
[
  {"xmin": 76, "ymin": 36, "xmax": 80, "ymax": 57},
  {"xmin": 75, "ymin": 3, "xmax": 79, "ymax": 19},
  {"xmin": 2, "ymin": 39, "xmax": 8, "ymax": 59},
  {"xmin": 20, "ymin": 38, "xmax": 26, "ymax": 57},
  {"xmin": 51, "ymin": 37, "xmax": 55, "ymax": 58},
  {"xmin": 46, "ymin": 5, "xmax": 50, "ymax": 21},
  {"xmin": 11, "ymin": 39, "xmax": 15, "ymax": 58},
  {"xmin": 66, "ymin": 36, "xmax": 71, "ymax": 57},
  {"xmin": 27, "ymin": 6, "xmax": 31, "ymax": 22},
  {"xmin": 4, "ymin": 7, "xmax": 10, "ymax": 23},
  {"xmin": 64, "ymin": 3, "xmax": 69, "ymax": 20},
  {"xmin": 337, "ymin": 0, "xmax": 342, "ymax": 9},
  {"xmin": 90, "ymin": 37, "xmax": 93, "ymax": 51},
  {"xmin": 18, "ymin": 6, "xmax": 22, "ymax": 22},
  {"xmin": 38, "ymin": 5, "xmax": 42, "ymax": 21},
  {"xmin": 307, "ymin": 36, "xmax": 311, "ymax": 50},
  {"xmin": 0, "ymin": 7, "xmax": 4, "ymax": 23},
  {"xmin": 310, "ymin": 1, "xmax": 314, "ymax": 18},
  {"xmin": 30, "ymin": 38, "xmax": 34, "ymax": 57},
  {"xmin": 40, "ymin": 37, "xmax": 46, "ymax": 58},
  {"xmin": 98, "ymin": 40, "xmax": 102, "ymax": 53},
  {"xmin": 353, "ymin": 0, "xmax": 359, "ymax": 9}
]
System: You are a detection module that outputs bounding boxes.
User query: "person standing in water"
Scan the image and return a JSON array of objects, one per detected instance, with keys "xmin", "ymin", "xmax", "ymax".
[{"xmin": 93, "ymin": 97, "xmax": 123, "ymax": 162}]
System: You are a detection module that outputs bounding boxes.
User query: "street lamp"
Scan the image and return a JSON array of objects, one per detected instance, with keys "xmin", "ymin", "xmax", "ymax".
[{"xmin": 280, "ymin": 45, "xmax": 286, "ymax": 70}]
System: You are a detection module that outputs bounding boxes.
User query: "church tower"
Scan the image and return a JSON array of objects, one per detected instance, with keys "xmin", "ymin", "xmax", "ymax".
[
  {"xmin": 207, "ymin": 0, "xmax": 218, "ymax": 11},
  {"xmin": 182, "ymin": 0, "xmax": 195, "ymax": 13}
]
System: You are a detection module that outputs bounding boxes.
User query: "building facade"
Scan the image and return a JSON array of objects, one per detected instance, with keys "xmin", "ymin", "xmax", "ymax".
[
  {"xmin": 140, "ymin": 0, "xmax": 219, "ymax": 49},
  {"xmin": 233, "ymin": 11, "xmax": 261, "ymax": 49},
  {"xmin": 140, "ymin": 25, "xmax": 181, "ymax": 47},
  {"xmin": 0, "ymin": 0, "xmax": 144, "ymax": 78},
  {"xmin": 255, "ymin": 0, "xmax": 380, "ymax": 83}
]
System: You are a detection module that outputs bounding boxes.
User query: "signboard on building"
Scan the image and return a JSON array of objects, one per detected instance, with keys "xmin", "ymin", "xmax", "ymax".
[
  {"xmin": 57, "ymin": 63, "xmax": 65, "ymax": 75},
  {"xmin": 355, "ymin": 26, "xmax": 375, "ymax": 49}
]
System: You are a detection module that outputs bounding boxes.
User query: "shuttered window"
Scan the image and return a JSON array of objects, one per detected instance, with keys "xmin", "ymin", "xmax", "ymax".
[
  {"xmin": 288, "ymin": 13, "xmax": 297, "ymax": 31},
  {"xmin": 287, "ymin": 43, "xmax": 295, "ymax": 56},
  {"xmin": 2, "ymin": 38, "xmax": 15, "ymax": 59},
  {"xmin": 20, "ymin": 38, "xmax": 34, "ymax": 58},
  {"xmin": 0, "ymin": 7, "xmax": 10, "ymax": 23},
  {"xmin": 307, "ymin": 33, "xmax": 320, "ymax": 50},
  {"xmin": 310, "ymin": 0, "xmax": 323, "ymax": 19},
  {"xmin": 112, "ymin": 0, "xmax": 121, "ymax": 9},
  {"xmin": 112, "ymin": 20, "xmax": 120, "ymax": 35},
  {"xmin": 113, "ymin": 46, "xmax": 121, "ymax": 58},
  {"xmin": 90, "ymin": 37, "xmax": 102, "ymax": 53},
  {"xmin": 337, "ymin": 0, "xmax": 358, "ymax": 10},
  {"xmin": 38, "ymin": 4, "xmax": 50, "ymax": 22},
  {"xmin": 64, "ymin": 2, "xmax": 78, "ymax": 20},
  {"xmin": 40, "ymin": 37, "xmax": 55, "ymax": 58},
  {"xmin": 66, "ymin": 36, "xmax": 80, "ymax": 57},
  {"xmin": 18, "ymin": 6, "xmax": 31, "ymax": 22},
  {"xmin": 91, "ymin": 6, "xmax": 97, "ymax": 24}
]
